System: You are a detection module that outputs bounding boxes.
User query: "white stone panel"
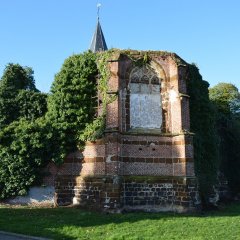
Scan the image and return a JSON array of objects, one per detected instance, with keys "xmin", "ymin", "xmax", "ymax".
[{"xmin": 130, "ymin": 83, "xmax": 162, "ymax": 129}]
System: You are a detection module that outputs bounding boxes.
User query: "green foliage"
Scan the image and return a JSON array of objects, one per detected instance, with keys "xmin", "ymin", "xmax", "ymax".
[
  {"xmin": 78, "ymin": 50, "xmax": 113, "ymax": 143},
  {"xmin": 0, "ymin": 53, "xmax": 103, "ymax": 199},
  {"xmin": 0, "ymin": 64, "xmax": 49, "ymax": 199},
  {"xmin": 128, "ymin": 53, "xmax": 151, "ymax": 67},
  {"xmin": 209, "ymin": 83, "xmax": 240, "ymax": 194},
  {"xmin": 78, "ymin": 115, "xmax": 106, "ymax": 144},
  {"xmin": 209, "ymin": 83, "xmax": 240, "ymax": 116},
  {"xmin": 187, "ymin": 64, "xmax": 219, "ymax": 203},
  {"xmin": 17, "ymin": 90, "xmax": 48, "ymax": 121},
  {"xmin": 0, "ymin": 63, "xmax": 36, "ymax": 92},
  {"xmin": 0, "ymin": 63, "xmax": 45, "ymax": 128},
  {"xmin": 96, "ymin": 50, "xmax": 112, "ymax": 107},
  {"xmin": 220, "ymin": 120, "xmax": 240, "ymax": 193},
  {"xmin": 46, "ymin": 51, "xmax": 98, "ymax": 159},
  {"xmin": 0, "ymin": 118, "xmax": 58, "ymax": 198}
]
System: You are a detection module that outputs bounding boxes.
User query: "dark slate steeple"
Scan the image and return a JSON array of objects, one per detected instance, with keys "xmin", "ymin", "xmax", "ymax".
[{"xmin": 90, "ymin": 4, "xmax": 108, "ymax": 53}]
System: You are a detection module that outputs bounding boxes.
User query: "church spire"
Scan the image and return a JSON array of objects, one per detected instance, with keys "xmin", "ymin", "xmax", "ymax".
[{"xmin": 90, "ymin": 3, "xmax": 108, "ymax": 53}]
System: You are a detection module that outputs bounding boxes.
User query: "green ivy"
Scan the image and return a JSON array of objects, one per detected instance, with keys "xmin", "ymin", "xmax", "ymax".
[
  {"xmin": 46, "ymin": 51, "xmax": 98, "ymax": 161},
  {"xmin": 78, "ymin": 50, "xmax": 113, "ymax": 143},
  {"xmin": 78, "ymin": 115, "xmax": 106, "ymax": 145},
  {"xmin": 187, "ymin": 64, "xmax": 219, "ymax": 205},
  {"xmin": 17, "ymin": 90, "xmax": 48, "ymax": 121}
]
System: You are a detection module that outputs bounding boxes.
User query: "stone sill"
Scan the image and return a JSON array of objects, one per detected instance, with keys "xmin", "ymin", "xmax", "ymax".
[
  {"xmin": 104, "ymin": 128, "xmax": 195, "ymax": 136},
  {"xmin": 122, "ymin": 129, "xmax": 194, "ymax": 137}
]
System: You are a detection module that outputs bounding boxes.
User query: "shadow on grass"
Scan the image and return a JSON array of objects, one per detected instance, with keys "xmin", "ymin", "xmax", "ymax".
[{"xmin": 0, "ymin": 203, "xmax": 239, "ymax": 239}]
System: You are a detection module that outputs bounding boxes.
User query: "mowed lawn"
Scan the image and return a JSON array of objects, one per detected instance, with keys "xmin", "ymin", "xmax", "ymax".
[{"xmin": 0, "ymin": 203, "xmax": 240, "ymax": 240}]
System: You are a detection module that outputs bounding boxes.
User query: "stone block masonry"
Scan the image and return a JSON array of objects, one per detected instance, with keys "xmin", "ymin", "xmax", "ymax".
[
  {"xmin": 52, "ymin": 50, "xmax": 200, "ymax": 212},
  {"xmin": 54, "ymin": 155, "xmax": 199, "ymax": 212},
  {"xmin": 122, "ymin": 177, "xmax": 198, "ymax": 212}
]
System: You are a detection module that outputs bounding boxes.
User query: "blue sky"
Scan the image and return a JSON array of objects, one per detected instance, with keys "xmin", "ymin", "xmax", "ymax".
[{"xmin": 0, "ymin": 0, "xmax": 239, "ymax": 93}]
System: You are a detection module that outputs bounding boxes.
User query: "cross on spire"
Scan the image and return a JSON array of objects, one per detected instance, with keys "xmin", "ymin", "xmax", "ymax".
[
  {"xmin": 97, "ymin": 3, "xmax": 101, "ymax": 19},
  {"xmin": 90, "ymin": 3, "xmax": 108, "ymax": 53}
]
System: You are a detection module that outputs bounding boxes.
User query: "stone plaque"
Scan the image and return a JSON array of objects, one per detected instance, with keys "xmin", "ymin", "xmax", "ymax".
[{"xmin": 130, "ymin": 83, "xmax": 162, "ymax": 129}]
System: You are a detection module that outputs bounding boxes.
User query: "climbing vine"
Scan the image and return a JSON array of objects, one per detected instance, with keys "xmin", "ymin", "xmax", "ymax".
[
  {"xmin": 47, "ymin": 51, "xmax": 98, "ymax": 158},
  {"xmin": 79, "ymin": 50, "xmax": 113, "ymax": 143},
  {"xmin": 125, "ymin": 52, "xmax": 151, "ymax": 67},
  {"xmin": 187, "ymin": 64, "xmax": 219, "ymax": 206}
]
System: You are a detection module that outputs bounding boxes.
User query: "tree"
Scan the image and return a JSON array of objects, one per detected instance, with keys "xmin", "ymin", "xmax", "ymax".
[
  {"xmin": 0, "ymin": 63, "xmax": 44, "ymax": 128},
  {"xmin": 209, "ymin": 83, "xmax": 240, "ymax": 194},
  {"xmin": 0, "ymin": 63, "xmax": 49, "ymax": 199},
  {"xmin": 0, "ymin": 63, "xmax": 36, "ymax": 92},
  {"xmin": 209, "ymin": 83, "xmax": 240, "ymax": 116}
]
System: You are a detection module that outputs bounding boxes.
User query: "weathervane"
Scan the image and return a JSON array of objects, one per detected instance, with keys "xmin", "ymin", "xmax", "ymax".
[{"xmin": 97, "ymin": 3, "xmax": 101, "ymax": 20}]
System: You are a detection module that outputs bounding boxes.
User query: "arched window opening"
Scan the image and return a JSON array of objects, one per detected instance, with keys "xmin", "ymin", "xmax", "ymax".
[{"xmin": 129, "ymin": 65, "xmax": 162, "ymax": 129}]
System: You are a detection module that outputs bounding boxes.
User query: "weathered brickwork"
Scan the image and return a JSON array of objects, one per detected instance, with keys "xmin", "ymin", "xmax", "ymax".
[{"xmin": 52, "ymin": 50, "xmax": 200, "ymax": 212}]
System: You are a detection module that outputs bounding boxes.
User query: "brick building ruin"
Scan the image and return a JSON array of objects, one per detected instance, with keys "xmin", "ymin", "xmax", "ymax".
[
  {"xmin": 48, "ymin": 50, "xmax": 200, "ymax": 212},
  {"xmin": 41, "ymin": 16, "xmax": 200, "ymax": 212}
]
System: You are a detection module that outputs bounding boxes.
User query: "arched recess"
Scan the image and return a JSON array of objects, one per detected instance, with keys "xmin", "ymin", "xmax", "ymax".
[{"xmin": 125, "ymin": 61, "xmax": 167, "ymax": 131}]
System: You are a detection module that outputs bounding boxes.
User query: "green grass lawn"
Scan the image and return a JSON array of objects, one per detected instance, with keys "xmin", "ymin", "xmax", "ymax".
[{"xmin": 0, "ymin": 204, "xmax": 240, "ymax": 240}]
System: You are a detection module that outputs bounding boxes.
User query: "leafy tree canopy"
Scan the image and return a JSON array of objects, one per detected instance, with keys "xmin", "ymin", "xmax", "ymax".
[
  {"xmin": 209, "ymin": 83, "xmax": 240, "ymax": 116},
  {"xmin": 0, "ymin": 118, "xmax": 59, "ymax": 198},
  {"xmin": 0, "ymin": 63, "xmax": 49, "ymax": 198},
  {"xmin": 0, "ymin": 63, "xmax": 46, "ymax": 128},
  {"xmin": 0, "ymin": 63, "xmax": 37, "ymax": 92}
]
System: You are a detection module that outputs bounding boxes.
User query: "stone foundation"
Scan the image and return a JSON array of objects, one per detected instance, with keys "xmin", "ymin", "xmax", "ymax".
[
  {"xmin": 55, "ymin": 175, "xmax": 121, "ymax": 209},
  {"xmin": 55, "ymin": 174, "xmax": 199, "ymax": 212},
  {"xmin": 121, "ymin": 177, "xmax": 199, "ymax": 212}
]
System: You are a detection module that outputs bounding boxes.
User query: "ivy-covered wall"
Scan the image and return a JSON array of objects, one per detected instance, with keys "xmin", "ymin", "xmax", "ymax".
[{"xmin": 187, "ymin": 64, "xmax": 219, "ymax": 205}]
